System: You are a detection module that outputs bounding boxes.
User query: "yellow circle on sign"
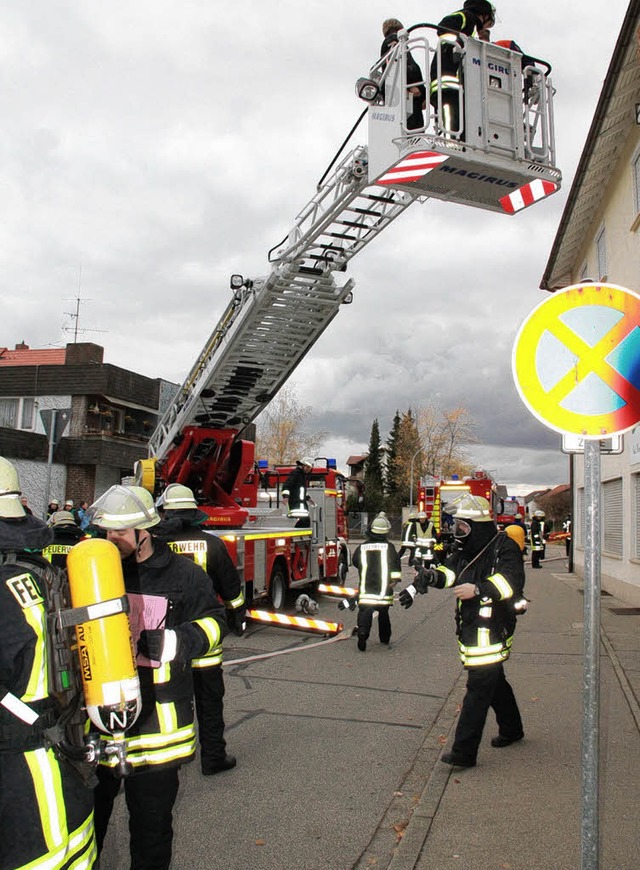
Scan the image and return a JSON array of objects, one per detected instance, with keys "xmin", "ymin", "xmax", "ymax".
[{"xmin": 512, "ymin": 283, "xmax": 640, "ymax": 438}]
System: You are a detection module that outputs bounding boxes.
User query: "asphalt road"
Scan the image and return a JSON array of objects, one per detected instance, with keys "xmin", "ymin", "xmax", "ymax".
[{"xmin": 99, "ymin": 558, "xmax": 464, "ymax": 870}]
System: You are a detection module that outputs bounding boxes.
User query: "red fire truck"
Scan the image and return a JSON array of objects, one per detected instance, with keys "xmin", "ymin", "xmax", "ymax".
[{"xmin": 417, "ymin": 469, "xmax": 524, "ymax": 533}]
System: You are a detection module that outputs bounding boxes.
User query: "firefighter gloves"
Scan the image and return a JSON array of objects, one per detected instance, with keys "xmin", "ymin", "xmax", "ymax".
[
  {"xmin": 414, "ymin": 567, "xmax": 439, "ymax": 592},
  {"xmin": 138, "ymin": 629, "xmax": 178, "ymax": 663},
  {"xmin": 227, "ymin": 608, "xmax": 247, "ymax": 637},
  {"xmin": 399, "ymin": 585, "xmax": 417, "ymax": 608}
]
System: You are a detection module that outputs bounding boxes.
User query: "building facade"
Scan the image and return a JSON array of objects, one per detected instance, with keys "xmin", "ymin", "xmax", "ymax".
[
  {"xmin": 0, "ymin": 341, "xmax": 177, "ymax": 518},
  {"xmin": 541, "ymin": 0, "xmax": 640, "ymax": 604}
]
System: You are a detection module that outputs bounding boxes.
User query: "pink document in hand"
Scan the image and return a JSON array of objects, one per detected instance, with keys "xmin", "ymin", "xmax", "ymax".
[{"xmin": 127, "ymin": 592, "xmax": 168, "ymax": 668}]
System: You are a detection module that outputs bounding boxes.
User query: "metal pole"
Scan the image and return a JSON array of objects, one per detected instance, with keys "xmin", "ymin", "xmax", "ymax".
[
  {"xmin": 43, "ymin": 409, "xmax": 57, "ymax": 520},
  {"xmin": 568, "ymin": 451, "xmax": 574, "ymax": 573},
  {"xmin": 409, "ymin": 448, "xmax": 422, "ymax": 509},
  {"xmin": 581, "ymin": 438, "xmax": 601, "ymax": 869}
]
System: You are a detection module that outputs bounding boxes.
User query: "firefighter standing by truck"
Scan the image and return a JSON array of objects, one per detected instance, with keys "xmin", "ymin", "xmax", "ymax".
[
  {"xmin": 400, "ymin": 493, "xmax": 524, "ymax": 767},
  {"xmin": 87, "ymin": 485, "xmax": 227, "ymax": 870},
  {"xmin": 281, "ymin": 457, "xmax": 313, "ymax": 526},
  {"xmin": 0, "ymin": 457, "xmax": 96, "ymax": 869},
  {"xmin": 155, "ymin": 482, "xmax": 245, "ymax": 776},
  {"xmin": 350, "ymin": 512, "xmax": 402, "ymax": 652}
]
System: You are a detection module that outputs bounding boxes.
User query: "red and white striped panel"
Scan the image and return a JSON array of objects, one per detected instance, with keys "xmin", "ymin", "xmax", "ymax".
[
  {"xmin": 316, "ymin": 583, "xmax": 358, "ymax": 597},
  {"xmin": 376, "ymin": 151, "xmax": 449, "ymax": 185},
  {"xmin": 246, "ymin": 609, "xmax": 344, "ymax": 635},
  {"xmin": 500, "ymin": 179, "xmax": 558, "ymax": 214}
]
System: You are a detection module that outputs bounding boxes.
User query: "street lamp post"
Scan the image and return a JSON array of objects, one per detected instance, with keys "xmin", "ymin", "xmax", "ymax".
[{"xmin": 409, "ymin": 448, "xmax": 422, "ymax": 510}]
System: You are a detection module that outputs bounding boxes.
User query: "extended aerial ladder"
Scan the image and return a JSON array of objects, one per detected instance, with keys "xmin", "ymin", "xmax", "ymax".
[{"xmin": 138, "ymin": 26, "xmax": 561, "ymax": 518}]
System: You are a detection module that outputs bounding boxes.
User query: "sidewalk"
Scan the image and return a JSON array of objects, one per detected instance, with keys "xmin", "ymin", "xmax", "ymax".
[{"xmin": 389, "ymin": 546, "xmax": 640, "ymax": 870}]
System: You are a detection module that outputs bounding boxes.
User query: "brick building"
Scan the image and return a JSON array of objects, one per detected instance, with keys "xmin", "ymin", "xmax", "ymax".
[{"xmin": 0, "ymin": 341, "xmax": 177, "ymax": 518}]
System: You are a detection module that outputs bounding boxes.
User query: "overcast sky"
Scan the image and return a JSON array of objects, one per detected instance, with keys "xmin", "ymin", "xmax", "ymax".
[{"xmin": 1, "ymin": 1, "xmax": 630, "ymax": 488}]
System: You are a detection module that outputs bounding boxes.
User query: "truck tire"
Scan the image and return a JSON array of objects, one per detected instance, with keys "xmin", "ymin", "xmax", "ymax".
[{"xmin": 269, "ymin": 568, "xmax": 288, "ymax": 611}]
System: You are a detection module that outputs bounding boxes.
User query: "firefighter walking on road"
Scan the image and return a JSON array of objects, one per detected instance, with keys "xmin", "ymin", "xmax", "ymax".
[
  {"xmin": 351, "ymin": 512, "xmax": 402, "ymax": 652},
  {"xmin": 0, "ymin": 457, "xmax": 96, "ymax": 869},
  {"xmin": 155, "ymin": 482, "xmax": 246, "ymax": 776},
  {"xmin": 530, "ymin": 510, "xmax": 546, "ymax": 568},
  {"xmin": 400, "ymin": 493, "xmax": 524, "ymax": 767},
  {"xmin": 87, "ymin": 485, "xmax": 228, "ymax": 870}
]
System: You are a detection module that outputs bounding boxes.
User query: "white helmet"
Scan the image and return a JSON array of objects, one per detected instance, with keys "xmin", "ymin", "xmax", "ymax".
[
  {"xmin": 299, "ymin": 457, "xmax": 314, "ymax": 469},
  {"xmin": 0, "ymin": 457, "xmax": 25, "ymax": 518},
  {"xmin": 534, "ymin": 510, "xmax": 545, "ymax": 518},
  {"xmin": 445, "ymin": 493, "xmax": 493, "ymax": 522},
  {"xmin": 156, "ymin": 483, "xmax": 198, "ymax": 511},
  {"xmin": 417, "ymin": 511, "xmax": 428, "ymax": 520},
  {"xmin": 88, "ymin": 485, "xmax": 160, "ymax": 530},
  {"xmin": 371, "ymin": 511, "xmax": 391, "ymax": 535}
]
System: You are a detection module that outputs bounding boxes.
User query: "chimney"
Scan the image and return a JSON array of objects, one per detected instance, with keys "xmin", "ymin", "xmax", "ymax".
[
  {"xmin": 65, "ymin": 343, "xmax": 104, "ymax": 365},
  {"xmin": 14, "ymin": 341, "xmax": 29, "ymax": 350}
]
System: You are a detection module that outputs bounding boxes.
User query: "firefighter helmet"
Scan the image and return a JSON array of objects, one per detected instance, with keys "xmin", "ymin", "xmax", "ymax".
[
  {"xmin": 50, "ymin": 510, "xmax": 77, "ymax": 528},
  {"xmin": 371, "ymin": 512, "xmax": 391, "ymax": 535},
  {"xmin": 533, "ymin": 510, "xmax": 545, "ymax": 518},
  {"xmin": 505, "ymin": 524, "xmax": 526, "ymax": 551},
  {"xmin": 417, "ymin": 511, "xmax": 428, "ymax": 520},
  {"xmin": 156, "ymin": 483, "xmax": 198, "ymax": 511},
  {"xmin": 88, "ymin": 485, "xmax": 160, "ymax": 530},
  {"xmin": 0, "ymin": 457, "xmax": 25, "ymax": 518},
  {"xmin": 445, "ymin": 493, "xmax": 493, "ymax": 522},
  {"xmin": 299, "ymin": 457, "xmax": 314, "ymax": 469},
  {"xmin": 463, "ymin": 0, "xmax": 496, "ymax": 25}
]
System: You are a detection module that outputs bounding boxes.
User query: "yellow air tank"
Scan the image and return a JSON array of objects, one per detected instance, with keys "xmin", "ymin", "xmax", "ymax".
[{"xmin": 67, "ymin": 537, "xmax": 141, "ymax": 736}]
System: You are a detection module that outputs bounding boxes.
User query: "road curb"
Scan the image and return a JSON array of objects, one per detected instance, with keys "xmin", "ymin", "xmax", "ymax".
[{"xmin": 352, "ymin": 668, "xmax": 466, "ymax": 870}]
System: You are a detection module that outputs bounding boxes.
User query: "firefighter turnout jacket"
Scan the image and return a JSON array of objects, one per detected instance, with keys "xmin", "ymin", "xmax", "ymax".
[
  {"xmin": 156, "ymin": 514, "xmax": 246, "ymax": 667},
  {"xmin": 281, "ymin": 466, "xmax": 310, "ymax": 518},
  {"xmin": 431, "ymin": 532, "xmax": 525, "ymax": 667},
  {"xmin": 530, "ymin": 517, "xmax": 546, "ymax": 552},
  {"xmin": 0, "ymin": 514, "xmax": 96, "ymax": 869},
  {"xmin": 352, "ymin": 534, "xmax": 402, "ymax": 606},
  {"xmin": 100, "ymin": 540, "xmax": 228, "ymax": 773}
]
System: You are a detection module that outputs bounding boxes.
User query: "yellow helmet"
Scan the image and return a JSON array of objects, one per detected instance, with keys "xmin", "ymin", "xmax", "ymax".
[
  {"xmin": 0, "ymin": 457, "xmax": 25, "ymax": 518},
  {"xmin": 505, "ymin": 524, "xmax": 526, "ymax": 551},
  {"xmin": 88, "ymin": 485, "xmax": 160, "ymax": 530}
]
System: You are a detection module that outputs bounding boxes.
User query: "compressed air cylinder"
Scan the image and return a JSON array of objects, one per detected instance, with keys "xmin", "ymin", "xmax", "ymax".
[{"xmin": 67, "ymin": 538, "xmax": 142, "ymax": 735}]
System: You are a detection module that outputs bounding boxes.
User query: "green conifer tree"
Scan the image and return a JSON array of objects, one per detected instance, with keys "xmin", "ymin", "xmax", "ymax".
[{"xmin": 363, "ymin": 418, "xmax": 385, "ymax": 516}]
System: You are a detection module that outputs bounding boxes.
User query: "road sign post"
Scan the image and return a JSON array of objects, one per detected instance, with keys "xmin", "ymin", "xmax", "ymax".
[
  {"xmin": 582, "ymin": 438, "xmax": 601, "ymax": 868},
  {"xmin": 512, "ymin": 283, "xmax": 640, "ymax": 870},
  {"xmin": 39, "ymin": 408, "xmax": 71, "ymax": 518}
]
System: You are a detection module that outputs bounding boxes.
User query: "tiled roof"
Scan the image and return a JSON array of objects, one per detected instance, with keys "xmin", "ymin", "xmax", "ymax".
[{"xmin": 0, "ymin": 348, "xmax": 66, "ymax": 366}]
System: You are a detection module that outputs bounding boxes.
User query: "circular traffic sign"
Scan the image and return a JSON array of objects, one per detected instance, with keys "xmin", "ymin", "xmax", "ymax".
[{"xmin": 512, "ymin": 283, "xmax": 640, "ymax": 438}]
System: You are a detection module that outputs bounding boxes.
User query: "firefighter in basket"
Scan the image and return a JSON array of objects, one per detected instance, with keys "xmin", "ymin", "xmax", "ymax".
[{"xmin": 0, "ymin": 457, "xmax": 96, "ymax": 869}]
